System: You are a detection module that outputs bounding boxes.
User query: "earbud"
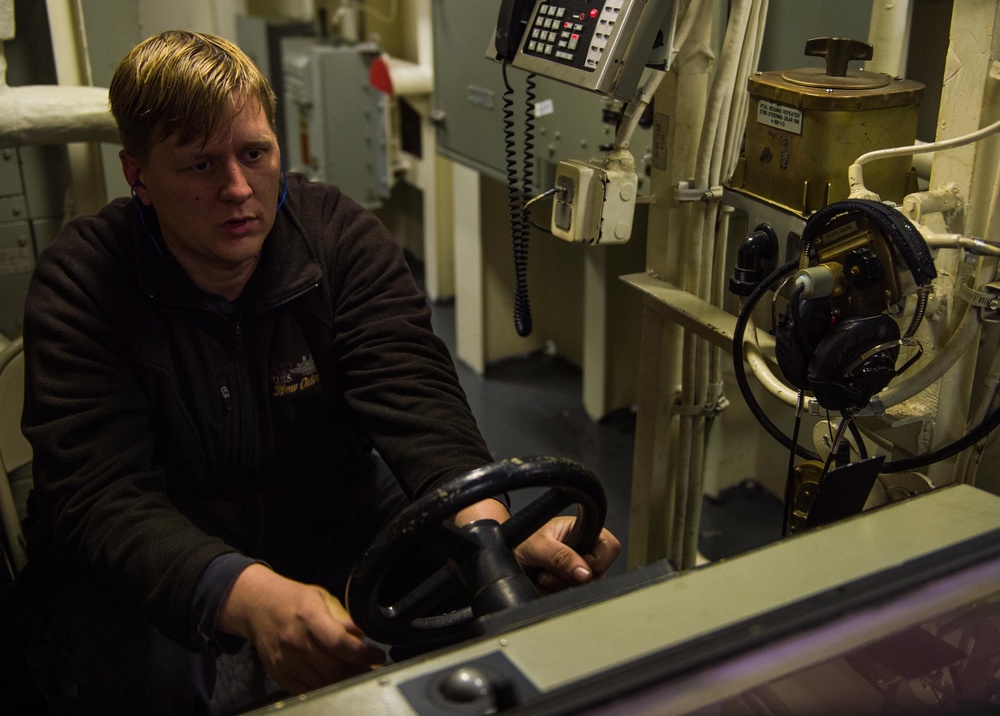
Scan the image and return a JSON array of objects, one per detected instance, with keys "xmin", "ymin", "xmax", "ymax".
[
  {"xmin": 129, "ymin": 179, "xmax": 163, "ymax": 257},
  {"xmin": 276, "ymin": 169, "xmax": 287, "ymax": 213}
]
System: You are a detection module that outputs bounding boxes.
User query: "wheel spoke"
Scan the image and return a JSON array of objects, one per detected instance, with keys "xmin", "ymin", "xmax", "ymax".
[
  {"xmin": 383, "ymin": 520, "xmax": 490, "ymax": 621},
  {"xmin": 424, "ymin": 521, "xmax": 485, "ymax": 560},
  {"xmin": 384, "ymin": 564, "xmax": 461, "ymax": 621},
  {"xmin": 351, "ymin": 457, "xmax": 607, "ymax": 648},
  {"xmin": 500, "ymin": 488, "xmax": 574, "ymax": 547}
]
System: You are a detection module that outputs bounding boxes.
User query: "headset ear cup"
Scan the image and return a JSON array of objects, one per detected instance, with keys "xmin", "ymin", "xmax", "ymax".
[
  {"xmin": 775, "ymin": 298, "xmax": 831, "ymax": 390},
  {"xmin": 807, "ymin": 315, "xmax": 901, "ymax": 411}
]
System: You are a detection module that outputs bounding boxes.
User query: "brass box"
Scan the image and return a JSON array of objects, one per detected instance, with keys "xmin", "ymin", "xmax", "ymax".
[{"xmin": 729, "ymin": 67, "xmax": 924, "ymax": 217}]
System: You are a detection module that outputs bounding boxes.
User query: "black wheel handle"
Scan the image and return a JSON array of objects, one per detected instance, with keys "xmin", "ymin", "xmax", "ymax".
[{"xmin": 346, "ymin": 456, "xmax": 607, "ymax": 648}]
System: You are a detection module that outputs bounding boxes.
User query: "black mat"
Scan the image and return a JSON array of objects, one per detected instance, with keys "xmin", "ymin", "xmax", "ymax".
[{"xmin": 699, "ymin": 479, "xmax": 784, "ymax": 561}]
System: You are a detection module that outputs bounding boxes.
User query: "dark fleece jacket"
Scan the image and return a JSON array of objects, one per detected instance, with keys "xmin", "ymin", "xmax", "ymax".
[{"xmin": 21, "ymin": 173, "xmax": 492, "ymax": 648}]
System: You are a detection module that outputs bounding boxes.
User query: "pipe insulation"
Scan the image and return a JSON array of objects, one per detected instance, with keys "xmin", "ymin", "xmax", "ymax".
[
  {"xmin": 0, "ymin": 0, "xmax": 11, "ymax": 41},
  {"xmin": 0, "ymin": 85, "xmax": 118, "ymax": 148},
  {"xmin": 369, "ymin": 55, "xmax": 433, "ymax": 96},
  {"xmin": 866, "ymin": 0, "xmax": 913, "ymax": 78},
  {"xmin": 368, "ymin": 0, "xmax": 433, "ymax": 97},
  {"xmin": 676, "ymin": 0, "xmax": 762, "ymax": 568}
]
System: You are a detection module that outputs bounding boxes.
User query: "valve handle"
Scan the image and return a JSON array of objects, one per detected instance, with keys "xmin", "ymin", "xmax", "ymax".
[{"xmin": 804, "ymin": 38, "xmax": 873, "ymax": 78}]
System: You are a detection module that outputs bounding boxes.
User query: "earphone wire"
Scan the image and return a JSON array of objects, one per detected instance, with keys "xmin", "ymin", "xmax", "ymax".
[
  {"xmin": 131, "ymin": 185, "xmax": 165, "ymax": 258},
  {"xmin": 276, "ymin": 166, "xmax": 288, "ymax": 212}
]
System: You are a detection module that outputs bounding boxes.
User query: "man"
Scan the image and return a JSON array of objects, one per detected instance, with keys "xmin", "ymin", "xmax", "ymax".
[{"xmin": 20, "ymin": 30, "xmax": 619, "ymax": 714}]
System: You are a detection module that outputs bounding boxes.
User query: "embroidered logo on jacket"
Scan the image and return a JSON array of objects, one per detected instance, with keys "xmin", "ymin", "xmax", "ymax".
[{"xmin": 271, "ymin": 354, "xmax": 320, "ymax": 397}]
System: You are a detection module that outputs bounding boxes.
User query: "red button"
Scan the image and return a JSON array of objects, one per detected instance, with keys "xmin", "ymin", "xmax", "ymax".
[{"xmin": 589, "ymin": 8, "xmax": 599, "ymax": 18}]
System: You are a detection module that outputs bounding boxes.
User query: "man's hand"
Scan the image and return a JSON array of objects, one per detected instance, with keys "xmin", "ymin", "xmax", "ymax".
[
  {"xmin": 513, "ymin": 515, "xmax": 621, "ymax": 592},
  {"xmin": 454, "ymin": 500, "xmax": 621, "ymax": 593},
  {"xmin": 218, "ymin": 564, "xmax": 386, "ymax": 695}
]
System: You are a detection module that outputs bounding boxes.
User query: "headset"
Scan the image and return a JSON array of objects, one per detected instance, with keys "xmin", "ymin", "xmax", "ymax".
[
  {"xmin": 774, "ymin": 199, "xmax": 937, "ymax": 412},
  {"xmin": 732, "ymin": 200, "xmax": 1000, "ymax": 533}
]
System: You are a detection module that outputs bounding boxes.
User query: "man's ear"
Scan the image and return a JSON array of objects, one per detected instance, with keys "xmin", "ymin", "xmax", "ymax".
[{"xmin": 119, "ymin": 151, "xmax": 150, "ymax": 205}]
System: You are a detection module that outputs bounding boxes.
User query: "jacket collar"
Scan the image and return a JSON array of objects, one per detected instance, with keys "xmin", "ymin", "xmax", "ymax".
[{"xmin": 134, "ymin": 199, "xmax": 323, "ymax": 312}]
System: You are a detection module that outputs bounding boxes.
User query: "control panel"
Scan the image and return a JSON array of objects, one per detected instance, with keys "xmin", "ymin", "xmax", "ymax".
[
  {"xmin": 493, "ymin": 0, "xmax": 674, "ymax": 102},
  {"xmin": 522, "ymin": 0, "xmax": 619, "ymax": 71}
]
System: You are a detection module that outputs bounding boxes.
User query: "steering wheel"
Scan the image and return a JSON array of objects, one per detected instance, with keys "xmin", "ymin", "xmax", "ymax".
[{"xmin": 346, "ymin": 456, "xmax": 607, "ymax": 648}]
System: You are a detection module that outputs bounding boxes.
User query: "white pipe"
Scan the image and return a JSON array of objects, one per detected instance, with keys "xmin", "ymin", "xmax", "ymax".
[
  {"xmin": 722, "ymin": 0, "xmax": 767, "ymax": 179},
  {"xmin": 743, "ymin": 255, "xmax": 996, "ymax": 413},
  {"xmin": 0, "ymin": 2, "xmax": 116, "ymax": 148},
  {"xmin": 921, "ymin": 146, "xmax": 1000, "ymax": 479},
  {"xmin": 374, "ymin": 56, "xmax": 433, "ymax": 96},
  {"xmin": 924, "ymin": 233, "xmax": 1000, "ymax": 257},
  {"xmin": 0, "ymin": 86, "xmax": 118, "ymax": 148},
  {"xmin": 745, "ymin": 320, "xmax": 801, "ymax": 407},
  {"xmin": 879, "ymin": 257, "xmax": 996, "ymax": 406},
  {"xmin": 615, "ymin": 69, "xmax": 666, "ymax": 150},
  {"xmin": 368, "ymin": 0, "xmax": 432, "ymax": 97},
  {"xmin": 331, "ymin": 1, "xmax": 361, "ymax": 43},
  {"xmin": 0, "ymin": 0, "xmax": 12, "ymax": 41},
  {"xmin": 866, "ymin": 0, "xmax": 913, "ymax": 78},
  {"xmin": 901, "ymin": 184, "xmax": 961, "ymax": 223},
  {"xmin": 883, "ymin": 149, "xmax": 1000, "ymax": 405},
  {"xmin": 652, "ymin": 0, "xmax": 714, "ymax": 569},
  {"xmin": 679, "ymin": 0, "xmax": 760, "ymax": 567},
  {"xmin": 849, "ymin": 116, "xmax": 1000, "ymax": 199},
  {"xmin": 699, "ymin": 0, "xmax": 751, "ymax": 193},
  {"xmin": 669, "ymin": 0, "xmax": 708, "ymax": 68}
]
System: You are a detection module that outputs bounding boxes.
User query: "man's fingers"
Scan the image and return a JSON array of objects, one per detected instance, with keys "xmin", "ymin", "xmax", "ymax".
[
  {"xmin": 518, "ymin": 536, "xmax": 593, "ymax": 592},
  {"xmin": 585, "ymin": 529, "xmax": 622, "ymax": 577},
  {"xmin": 547, "ymin": 541, "xmax": 592, "ymax": 581},
  {"xmin": 340, "ymin": 635, "xmax": 387, "ymax": 669},
  {"xmin": 269, "ymin": 630, "xmax": 382, "ymax": 695},
  {"xmin": 313, "ymin": 621, "xmax": 386, "ymax": 670},
  {"xmin": 317, "ymin": 591, "xmax": 387, "ymax": 668}
]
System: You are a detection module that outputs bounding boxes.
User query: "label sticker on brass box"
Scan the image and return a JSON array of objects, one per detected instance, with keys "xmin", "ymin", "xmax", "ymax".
[{"xmin": 757, "ymin": 100, "xmax": 803, "ymax": 135}]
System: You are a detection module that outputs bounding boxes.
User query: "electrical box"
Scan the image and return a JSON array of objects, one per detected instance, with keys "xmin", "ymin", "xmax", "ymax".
[
  {"xmin": 0, "ymin": 217, "xmax": 33, "ymax": 339},
  {"xmin": 552, "ymin": 156, "xmax": 637, "ymax": 244},
  {"xmin": 281, "ymin": 38, "xmax": 391, "ymax": 209},
  {"xmin": 727, "ymin": 38, "xmax": 924, "ymax": 217},
  {"xmin": 0, "ymin": 145, "xmax": 70, "ymax": 338}
]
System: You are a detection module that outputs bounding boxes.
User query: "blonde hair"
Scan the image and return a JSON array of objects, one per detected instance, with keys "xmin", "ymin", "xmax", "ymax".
[{"xmin": 109, "ymin": 30, "xmax": 277, "ymax": 161}]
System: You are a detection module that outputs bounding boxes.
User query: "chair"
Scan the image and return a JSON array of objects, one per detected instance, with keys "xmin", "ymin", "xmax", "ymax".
[{"xmin": 0, "ymin": 337, "xmax": 31, "ymax": 578}]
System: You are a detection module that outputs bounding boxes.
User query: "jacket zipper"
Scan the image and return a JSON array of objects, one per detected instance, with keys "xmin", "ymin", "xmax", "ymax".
[
  {"xmin": 233, "ymin": 322, "xmax": 256, "ymax": 479},
  {"xmin": 146, "ymin": 282, "xmax": 321, "ymax": 481}
]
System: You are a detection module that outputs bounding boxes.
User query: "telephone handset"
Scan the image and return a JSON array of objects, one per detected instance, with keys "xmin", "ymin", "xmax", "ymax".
[
  {"xmin": 489, "ymin": 0, "xmax": 675, "ymax": 102},
  {"xmin": 490, "ymin": 0, "xmax": 677, "ymax": 336},
  {"xmin": 494, "ymin": 0, "xmax": 534, "ymax": 62}
]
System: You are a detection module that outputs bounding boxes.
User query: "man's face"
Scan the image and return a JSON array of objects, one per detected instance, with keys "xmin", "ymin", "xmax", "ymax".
[{"xmin": 123, "ymin": 95, "xmax": 281, "ymax": 290}]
